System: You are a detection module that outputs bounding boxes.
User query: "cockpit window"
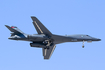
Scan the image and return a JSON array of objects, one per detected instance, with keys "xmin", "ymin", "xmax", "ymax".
[{"xmin": 86, "ymin": 35, "xmax": 90, "ymax": 37}]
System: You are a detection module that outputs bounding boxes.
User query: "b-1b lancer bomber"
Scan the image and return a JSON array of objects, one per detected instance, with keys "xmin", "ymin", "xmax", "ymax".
[{"xmin": 5, "ymin": 16, "xmax": 101, "ymax": 59}]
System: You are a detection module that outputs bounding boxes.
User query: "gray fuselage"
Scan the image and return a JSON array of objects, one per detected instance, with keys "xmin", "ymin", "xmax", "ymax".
[{"xmin": 8, "ymin": 34, "xmax": 101, "ymax": 44}]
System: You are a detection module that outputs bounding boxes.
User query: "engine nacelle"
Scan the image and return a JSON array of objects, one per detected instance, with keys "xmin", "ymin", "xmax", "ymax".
[{"xmin": 30, "ymin": 43, "xmax": 46, "ymax": 48}]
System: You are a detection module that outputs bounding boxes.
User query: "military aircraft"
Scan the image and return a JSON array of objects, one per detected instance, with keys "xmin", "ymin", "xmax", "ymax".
[{"xmin": 5, "ymin": 16, "xmax": 101, "ymax": 59}]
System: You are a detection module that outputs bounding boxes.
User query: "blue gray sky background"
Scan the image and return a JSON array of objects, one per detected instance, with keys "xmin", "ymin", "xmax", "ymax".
[{"xmin": 0, "ymin": 0, "xmax": 105, "ymax": 70}]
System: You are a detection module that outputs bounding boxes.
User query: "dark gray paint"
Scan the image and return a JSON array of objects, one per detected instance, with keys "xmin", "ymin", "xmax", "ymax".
[{"xmin": 5, "ymin": 16, "xmax": 101, "ymax": 59}]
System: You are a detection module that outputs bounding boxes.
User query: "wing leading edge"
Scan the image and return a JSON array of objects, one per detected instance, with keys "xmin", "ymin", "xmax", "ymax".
[
  {"xmin": 31, "ymin": 17, "xmax": 52, "ymax": 37},
  {"xmin": 43, "ymin": 44, "xmax": 56, "ymax": 59}
]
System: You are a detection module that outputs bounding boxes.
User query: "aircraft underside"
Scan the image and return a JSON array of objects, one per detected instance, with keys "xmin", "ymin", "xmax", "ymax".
[{"xmin": 5, "ymin": 16, "xmax": 101, "ymax": 59}]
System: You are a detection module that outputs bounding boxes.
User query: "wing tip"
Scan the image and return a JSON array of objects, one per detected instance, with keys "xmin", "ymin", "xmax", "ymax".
[
  {"xmin": 31, "ymin": 16, "xmax": 35, "ymax": 18},
  {"xmin": 44, "ymin": 57, "xmax": 50, "ymax": 60},
  {"xmin": 31, "ymin": 16, "xmax": 36, "ymax": 19},
  {"xmin": 31, "ymin": 16, "xmax": 37, "ymax": 21}
]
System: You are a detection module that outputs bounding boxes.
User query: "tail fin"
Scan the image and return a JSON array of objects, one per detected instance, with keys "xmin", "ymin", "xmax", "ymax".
[{"xmin": 5, "ymin": 25, "xmax": 25, "ymax": 36}]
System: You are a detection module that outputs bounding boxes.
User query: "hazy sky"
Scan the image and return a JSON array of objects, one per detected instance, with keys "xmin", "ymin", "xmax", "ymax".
[{"xmin": 0, "ymin": 0, "xmax": 105, "ymax": 70}]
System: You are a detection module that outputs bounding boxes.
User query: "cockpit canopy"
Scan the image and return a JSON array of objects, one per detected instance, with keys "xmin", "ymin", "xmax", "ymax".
[{"xmin": 81, "ymin": 35, "xmax": 91, "ymax": 37}]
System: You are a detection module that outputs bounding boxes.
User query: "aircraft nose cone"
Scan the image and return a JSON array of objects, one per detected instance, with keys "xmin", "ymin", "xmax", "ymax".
[
  {"xmin": 97, "ymin": 38, "xmax": 101, "ymax": 41},
  {"xmin": 93, "ymin": 38, "xmax": 101, "ymax": 41}
]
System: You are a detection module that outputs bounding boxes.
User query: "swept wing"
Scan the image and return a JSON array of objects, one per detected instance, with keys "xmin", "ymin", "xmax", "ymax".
[
  {"xmin": 43, "ymin": 44, "xmax": 56, "ymax": 59},
  {"xmin": 31, "ymin": 17, "xmax": 52, "ymax": 37},
  {"xmin": 31, "ymin": 16, "xmax": 56, "ymax": 59}
]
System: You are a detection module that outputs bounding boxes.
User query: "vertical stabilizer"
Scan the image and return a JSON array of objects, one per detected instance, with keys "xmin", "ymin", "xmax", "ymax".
[
  {"xmin": 5, "ymin": 25, "xmax": 24, "ymax": 34},
  {"xmin": 5, "ymin": 25, "xmax": 27, "ymax": 37}
]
